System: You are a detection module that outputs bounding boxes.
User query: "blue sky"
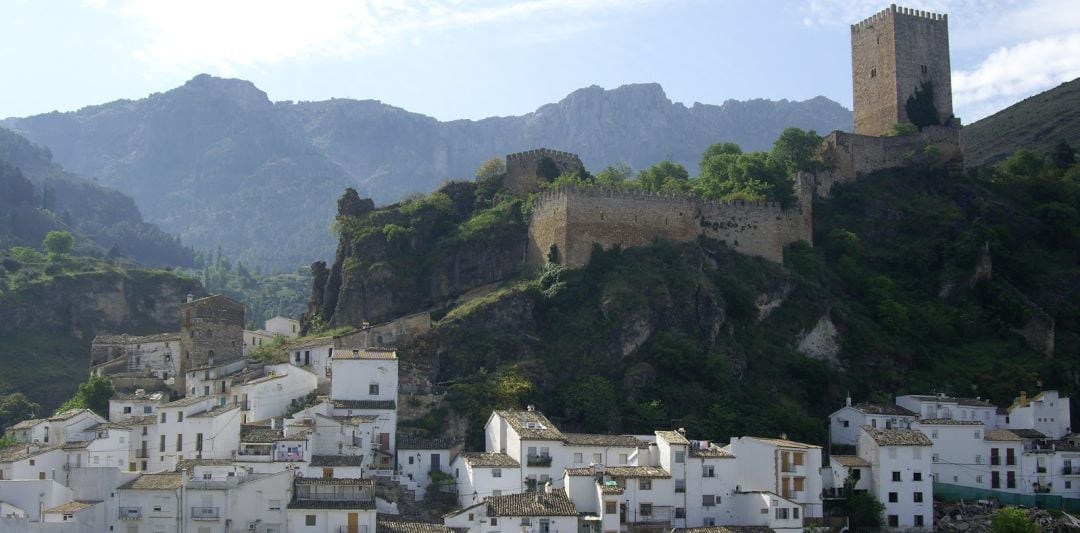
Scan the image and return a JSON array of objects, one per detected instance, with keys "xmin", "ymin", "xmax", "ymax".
[{"xmin": 2, "ymin": 0, "xmax": 1079, "ymax": 123}]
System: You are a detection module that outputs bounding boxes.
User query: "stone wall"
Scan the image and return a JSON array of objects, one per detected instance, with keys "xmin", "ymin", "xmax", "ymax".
[
  {"xmin": 852, "ymin": 5, "xmax": 952, "ymax": 136},
  {"xmin": 504, "ymin": 148, "xmax": 585, "ymax": 194},
  {"xmin": 527, "ymin": 181, "xmax": 813, "ymax": 268},
  {"xmin": 816, "ymin": 125, "xmax": 963, "ymax": 197},
  {"xmin": 334, "ymin": 312, "xmax": 432, "ymax": 349},
  {"xmin": 178, "ymin": 294, "xmax": 245, "ymax": 392}
]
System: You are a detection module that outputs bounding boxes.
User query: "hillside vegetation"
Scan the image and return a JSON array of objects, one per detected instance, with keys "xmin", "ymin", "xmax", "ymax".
[
  {"xmin": 964, "ymin": 77, "xmax": 1080, "ymax": 166},
  {"xmin": 315, "ymin": 136, "xmax": 1079, "ymax": 448}
]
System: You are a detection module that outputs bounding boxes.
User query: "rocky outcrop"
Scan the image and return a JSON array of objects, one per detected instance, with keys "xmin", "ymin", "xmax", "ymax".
[{"xmin": 796, "ymin": 313, "xmax": 842, "ymax": 364}]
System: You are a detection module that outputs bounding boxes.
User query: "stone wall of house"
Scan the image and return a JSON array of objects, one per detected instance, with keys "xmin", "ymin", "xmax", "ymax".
[
  {"xmin": 527, "ymin": 180, "xmax": 813, "ymax": 268},
  {"xmin": 852, "ymin": 5, "xmax": 952, "ymax": 136},
  {"xmin": 504, "ymin": 148, "xmax": 585, "ymax": 194},
  {"xmin": 178, "ymin": 295, "xmax": 245, "ymax": 392}
]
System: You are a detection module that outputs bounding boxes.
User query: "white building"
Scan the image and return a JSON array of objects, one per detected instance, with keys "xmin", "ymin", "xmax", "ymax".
[
  {"xmin": 244, "ymin": 328, "xmax": 276, "ymax": 356},
  {"xmin": 443, "ymin": 487, "xmax": 579, "ymax": 533},
  {"xmin": 822, "ymin": 455, "xmax": 873, "ymax": 499},
  {"xmin": 857, "ymin": 427, "xmax": 933, "ymax": 531},
  {"xmin": 896, "ymin": 394, "xmax": 998, "ymax": 426},
  {"xmin": 452, "ymin": 452, "xmax": 522, "ymax": 507},
  {"xmin": 330, "ymin": 349, "xmax": 399, "ymax": 468},
  {"xmin": 829, "ymin": 397, "xmax": 916, "ymax": 446},
  {"xmin": 726, "ymin": 436, "xmax": 823, "ymax": 519},
  {"xmin": 7, "ymin": 418, "xmax": 49, "ymax": 445},
  {"xmin": 1003, "ymin": 390, "xmax": 1072, "ymax": 439},
  {"xmin": 290, "ymin": 336, "xmax": 334, "ymax": 386},
  {"xmin": 109, "ymin": 389, "xmax": 168, "ymax": 422},
  {"xmin": 397, "ymin": 437, "xmax": 460, "ymax": 500},
  {"xmin": 42, "ymin": 499, "xmax": 107, "ymax": 531},
  {"xmin": 232, "ymin": 363, "xmax": 318, "ymax": 423},
  {"xmin": 286, "ymin": 477, "xmax": 377, "ymax": 533},
  {"xmin": 266, "ymin": 316, "xmax": 301, "ymax": 338}
]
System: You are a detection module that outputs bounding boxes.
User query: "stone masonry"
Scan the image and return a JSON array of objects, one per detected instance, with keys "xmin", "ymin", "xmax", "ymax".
[
  {"xmin": 504, "ymin": 148, "xmax": 585, "ymax": 194},
  {"xmin": 178, "ymin": 294, "xmax": 245, "ymax": 393},
  {"xmin": 852, "ymin": 5, "xmax": 953, "ymax": 136}
]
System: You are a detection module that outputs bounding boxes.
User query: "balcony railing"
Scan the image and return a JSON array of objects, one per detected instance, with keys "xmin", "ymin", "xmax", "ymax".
[
  {"xmin": 1034, "ymin": 484, "xmax": 1052, "ymax": 494},
  {"xmin": 527, "ymin": 455, "xmax": 553, "ymax": 467},
  {"xmin": 1064, "ymin": 466, "xmax": 1080, "ymax": 475},
  {"xmin": 118, "ymin": 507, "xmax": 141, "ymax": 520},
  {"xmin": 1036, "ymin": 466, "xmax": 1047, "ymax": 473},
  {"xmin": 136, "ymin": 451, "xmax": 149, "ymax": 459},
  {"xmin": 627, "ymin": 505, "xmax": 674, "ymax": 525},
  {"xmin": 191, "ymin": 506, "xmax": 219, "ymax": 520}
]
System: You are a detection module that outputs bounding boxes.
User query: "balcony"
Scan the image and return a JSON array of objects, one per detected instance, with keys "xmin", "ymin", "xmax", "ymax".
[
  {"xmin": 275, "ymin": 452, "xmax": 304, "ymax": 462},
  {"xmin": 1007, "ymin": 458, "xmax": 1016, "ymax": 466},
  {"xmin": 135, "ymin": 451, "xmax": 149, "ymax": 459},
  {"xmin": 118, "ymin": 507, "xmax": 141, "ymax": 520},
  {"xmin": 527, "ymin": 455, "xmax": 552, "ymax": 467},
  {"xmin": 1064, "ymin": 466, "xmax": 1080, "ymax": 475},
  {"xmin": 990, "ymin": 457, "xmax": 1000, "ymax": 466},
  {"xmin": 1036, "ymin": 466, "xmax": 1047, "ymax": 473},
  {"xmin": 191, "ymin": 506, "xmax": 219, "ymax": 520},
  {"xmin": 627, "ymin": 505, "xmax": 674, "ymax": 525},
  {"xmin": 1034, "ymin": 484, "xmax": 1052, "ymax": 494}
]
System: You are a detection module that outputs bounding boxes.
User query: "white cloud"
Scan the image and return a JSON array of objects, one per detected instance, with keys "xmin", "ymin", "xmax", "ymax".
[
  {"xmin": 954, "ymin": 32, "xmax": 1080, "ymax": 120},
  {"xmin": 92, "ymin": 0, "xmax": 666, "ymax": 74}
]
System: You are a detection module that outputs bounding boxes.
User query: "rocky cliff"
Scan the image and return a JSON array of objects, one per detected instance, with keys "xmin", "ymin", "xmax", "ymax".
[{"xmin": 2, "ymin": 75, "xmax": 851, "ymax": 270}]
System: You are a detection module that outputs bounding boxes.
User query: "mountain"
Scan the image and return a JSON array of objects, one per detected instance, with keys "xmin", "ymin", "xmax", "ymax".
[
  {"xmin": 964, "ymin": 78, "xmax": 1080, "ymax": 166},
  {"xmin": 0, "ymin": 127, "xmax": 194, "ymax": 267},
  {"xmin": 1, "ymin": 75, "xmax": 852, "ymax": 271}
]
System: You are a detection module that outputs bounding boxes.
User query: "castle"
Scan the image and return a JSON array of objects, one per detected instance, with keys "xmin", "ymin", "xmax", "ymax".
[{"xmin": 519, "ymin": 3, "xmax": 963, "ymax": 267}]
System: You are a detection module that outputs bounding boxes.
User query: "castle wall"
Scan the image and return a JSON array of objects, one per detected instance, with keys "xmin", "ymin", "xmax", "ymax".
[
  {"xmin": 852, "ymin": 6, "xmax": 951, "ymax": 136},
  {"xmin": 817, "ymin": 126, "xmax": 962, "ymax": 197},
  {"xmin": 504, "ymin": 149, "xmax": 585, "ymax": 194},
  {"xmin": 178, "ymin": 295, "xmax": 245, "ymax": 393},
  {"xmin": 526, "ymin": 186, "xmax": 812, "ymax": 268}
]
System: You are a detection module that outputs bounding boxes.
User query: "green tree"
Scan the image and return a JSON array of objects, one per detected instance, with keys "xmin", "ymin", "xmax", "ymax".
[
  {"xmin": 475, "ymin": 157, "xmax": 506, "ymax": 182},
  {"xmin": 594, "ymin": 163, "xmax": 633, "ymax": 188},
  {"xmin": 536, "ymin": 156, "xmax": 561, "ymax": 183},
  {"xmin": 990, "ymin": 507, "xmax": 1038, "ymax": 533},
  {"xmin": 846, "ymin": 491, "xmax": 884, "ymax": 528},
  {"xmin": 56, "ymin": 375, "xmax": 114, "ymax": 418},
  {"xmin": 0, "ymin": 393, "xmax": 41, "ymax": 430},
  {"xmin": 1003, "ymin": 149, "xmax": 1049, "ymax": 180},
  {"xmin": 1049, "ymin": 140, "xmax": 1076, "ymax": 171},
  {"xmin": 42, "ymin": 230, "xmax": 74, "ymax": 259},
  {"xmin": 905, "ymin": 80, "xmax": 941, "ymax": 130},
  {"xmin": 771, "ymin": 128, "xmax": 823, "ymax": 175},
  {"xmin": 637, "ymin": 161, "xmax": 690, "ymax": 193}
]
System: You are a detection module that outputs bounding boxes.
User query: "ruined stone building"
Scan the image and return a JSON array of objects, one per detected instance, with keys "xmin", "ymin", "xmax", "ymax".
[{"xmin": 178, "ymin": 294, "xmax": 245, "ymax": 392}]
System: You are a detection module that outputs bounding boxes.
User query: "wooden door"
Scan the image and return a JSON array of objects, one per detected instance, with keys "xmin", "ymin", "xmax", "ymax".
[{"xmin": 348, "ymin": 512, "xmax": 359, "ymax": 533}]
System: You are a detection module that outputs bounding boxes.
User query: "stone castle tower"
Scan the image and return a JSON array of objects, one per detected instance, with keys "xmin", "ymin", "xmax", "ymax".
[{"xmin": 851, "ymin": 4, "xmax": 953, "ymax": 136}]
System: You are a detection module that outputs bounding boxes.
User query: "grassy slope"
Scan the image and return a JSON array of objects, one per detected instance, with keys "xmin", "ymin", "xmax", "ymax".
[{"xmin": 964, "ymin": 78, "xmax": 1080, "ymax": 166}]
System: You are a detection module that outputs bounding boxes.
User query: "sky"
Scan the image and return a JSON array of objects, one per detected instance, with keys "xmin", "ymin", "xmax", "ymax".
[{"xmin": 2, "ymin": 0, "xmax": 1079, "ymax": 124}]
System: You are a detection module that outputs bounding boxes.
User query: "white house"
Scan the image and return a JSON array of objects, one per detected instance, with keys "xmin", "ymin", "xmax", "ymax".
[
  {"xmin": 116, "ymin": 472, "xmax": 184, "ymax": 531},
  {"xmin": 397, "ymin": 436, "xmax": 461, "ymax": 500},
  {"xmin": 484, "ymin": 409, "xmax": 567, "ymax": 492},
  {"xmin": 911, "ymin": 419, "xmax": 987, "ymax": 491},
  {"xmin": 286, "ymin": 477, "xmax": 377, "ymax": 533},
  {"xmin": 857, "ymin": 427, "xmax": 934, "ymax": 531},
  {"xmin": 896, "ymin": 394, "xmax": 998, "ymax": 426},
  {"xmin": 726, "ymin": 436, "xmax": 824, "ymax": 519},
  {"xmin": 42, "ymin": 499, "xmax": 107, "ymax": 531},
  {"xmin": 232, "ymin": 363, "xmax": 318, "ymax": 423},
  {"xmin": 822, "ymin": 455, "xmax": 873, "ymax": 499},
  {"xmin": 290, "ymin": 336, "xmax": 335, "ymax": 386},
  {"xmin": 109, "ymin": 389, "xmax": 168, "ymax": 422},
  {"xmin": 265, "ymin": 316, "xmax": 301, "ymax": 338},
  {"xmin": 1003, "ymin": 390, "xmax": 1072, "ymax": 439},
  {"xmin": 243, "ymin": 328, "xmax": 276, "ymax": 356},
  {"xmin": 6, "ymin": 418, "xmax": 49, "ymax": 445},
  {"xmin": 0, "ymin": 445, "xmax": 66, "ymax": 482},
  {"xmin": 181, "ymin": 463, "xmax": 293, "ymax": 533},
  {"xmin": 46, "ymin": 409, "xmax": 107, "ymax": 445},
  {"xmin": 443, "ymin": 486, "xmax": 579, "ymax": 533},
  {"xmin": 452, "ymin": 452, "xmax": 522, "ymax": 507},
  {"xmin": 330, "ymin": 349, "xmax": 399, "ymax": 468},
  {"xmin": 829, "ymin": 397, "xmax": 916, "ymax": 446}
]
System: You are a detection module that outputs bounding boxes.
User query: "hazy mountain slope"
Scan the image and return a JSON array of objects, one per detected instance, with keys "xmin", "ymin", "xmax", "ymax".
[
  {"xmin": 0, "ymin": 128, "xmax": 194, "ymax": 266},
  {"xmin": 3, "ymin": 75, "xmax": 852, "ymax": 270},
  {"xmin": 964, "ymin": 78, "xmax": 1080, "ymax": 166}
]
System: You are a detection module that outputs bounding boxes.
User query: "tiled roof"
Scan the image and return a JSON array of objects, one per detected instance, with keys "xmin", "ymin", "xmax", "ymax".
[
  {"xmin": 191, "ymin": 404, "xmax": 240, "ymax": 418},
  {"xmin": 288, "ymin": 499, "xmax": 376, "ymax": 510},
  {"xmin": 0, "ymin": 445, "xmax": 60, "ymax": 463},
  {"xmin": 746, "ymin": 436, "xmax": 821, "ymax": 449},
  {"xmin": 459, "ymin": 452, "xmax": 519, "ymax": 468},
  {"xmin": 675, "ymin": 527, "xmax": 773, "ymax": 533},
  {"xmin": 111, "ymin": 391, "xmax": 166, "ymax": 401},
  {"xmin": 984, "ymin": 429, "xmax": 1023, "ymax": 442},
  {"xmin": 484, "ymin": 489, "xmax": 577, "ymax": 517},
  {"xmin": 1010, "ymin": 429, "xmax": 1047, "ymax": 439},
  {"xmin": 93, "ymin": 332, "xmax": 180, "ymax": 344},
  {"xmin": 905, "ymin": 395, "xmax": 995, "ymax": 407},
  {"xmin": 333, "ymin": 399, "xmax": 397, "ymax": 410},
  {"xmin": 917, "ymin": 418, "xmax": 983, "ymax": 425},
  {"xmin": 397, "ymin": 436, "xmax": 459, "ymax": 450},
  {"xmin": 241, "ymin": 426, "xmax": 284, "ymax": 443},
  {"xmin": 162, "ymin": 395, "xmax": 213, "ymax": 408},
  {"xmin": 289, "ymin": 336, "xmax": 334, "ymax": 350},
  {"xmin": 9, "ymin": 418, "xmax": 45, "ymax": 429},
  {"xmin": 296, "ymin": 477, "xmax": 374, "ymax": 486},
  {"xmin": 605, "ymin": 466, "xmax": 671, "ymax": 479},
  {"xmin": 335, "ymin": 348, "xmax": 397, "ymax": 360},
  {"xmin": 495, "ymin": 410, "xmax": 564, "ymax": 441},
  {"xmin": 324, "ymin": 414, "xmax": 380, "ymax": 425},
  {"xmin": 565, "ymin": 467, "xmax": 593, "ymax": 476},
  {"xmin": 863, "ymin": 427, "xmax": 933, "ymax": 446},
  {"xmin": 850, "ymin": 403, "xmax": 916, "ymax": 416},
  {"xmin": 378, "ymin": 518, "xmax": 468, "ymax": 533},
  {"xmin": 119, "ymin": 473, "xmax": 183, "ymax": 491},
  {"xmin": 562, "ymin": 433, "xmax": 646, "ymax": 448},
  {"xmin": 656, "ymin": 430, "xmax": 690, "ymax": 445},
  {"xmin": 48, "ymin": 409, "xmax": 94, "ymax": 422},
  {"xmin": 831, "ymin": 455, "xmax": 872, "ymax": 467},
  {"xmin": 43, "ymin": 500, "xmax": 101, "ymax": 514},
  {"xmin": 689, "ymin": 446, "xmax": 735, "ymax": 459},
  {"xmin": 310, "ymin": 455, "xmax": 364, "ymax": 467},
  {"xmin": 61, "ymin": 440, "xmax": 94, "ymax": 450},
  {"xmin": 601, "ymin": 485, "xmax": 624, "ymax": 495},
  {"xmin": 175, "ymin": 458, "xmax": 236, "ymax": 471}
]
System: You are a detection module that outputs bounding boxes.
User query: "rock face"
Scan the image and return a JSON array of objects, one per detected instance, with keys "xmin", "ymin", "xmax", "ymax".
[
  {"xmin": 2, "ymin": 76, "xmax": 851, "ymax": 270},
  {"xmin": 796, "ymin": 313, "xmax": 842, "ymax": 363}
]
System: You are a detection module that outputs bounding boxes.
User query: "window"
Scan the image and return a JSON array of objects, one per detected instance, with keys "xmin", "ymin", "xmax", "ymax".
[
  {"xmin": 369, "ymin": 383, "xmax": 380, "ymax": 395},
  {"xmin": 639, "ymin": 479, "xmax": 651, "ymax": 490},
  {"xmin": 704, "ymin": 518, "xmax": 716, "ymax": 526},
  {"xmin": 975, "ymin": 454, "xmax": 983, "ymax": 464},
  {"xmin": 619, "ymin": 453, "xmax": 628, "ymax": 464},
  {"xmin": 143, "ymin": 406, "xmax": 152, "ymax": 414},
  {"xmin": 196, "ymin": 433, "xmax": 203, "ymax": 452},
  {"xmin": 305, "ymin": 515, "xmax": 316, "ymax": 526},
  {"xmin": 605, "ymin": 501, "xmax": 617, "ymax": 514},
  {"xmin": 975, "ymin": 430, "xmax": 981, "ymax": 439},
  {"xmin": 675, "ymin": 479, "xmax": 685, "ymax": 493},
  {"xmin": 29, "ymin": 459, "xmax": 35, "ymax": 466},
  {"xmin": 932, "ymin": 453, "xmax": 940, "ymax": 463},
  {"xmin": 888, "ymin": 447, "xmax": 897, "ymax": 459},
  {"xmin": 161, "ymin": 413, "xmax": 166, "ymax": 423},
  {"xmin": 842, "ymin": 420, "xmax": 850, "ymax": 427},
  {"xmin": 675, "ymin": 451, "xmax": 685, "ymax": 463},
  {"xmin": 888, "ymin": 515, "xmax": 899, "ymax": 527},
  {"xmin": 176, "ymin": 434, "xmax": 183, "ymax": 452},
  {"xmin": 888, "ymin": 492, "xmax": 898, "ymax": 503},
  {"xmin": 492, "ymin": 468, "xmax": 502, "ymax": 478},
  {"xmin": 408, "ymin": 457, "xmax": 414, "ymax": 465},
  {"xmin": 153, "ymin": 505, "xmax": 162, "ymax": 512},
  {"xmin": 124, "ymin": 406, "xmax": 132, "ymax": 414},
  {"xmin": 976, "ymin": 475, "xmax": 983, "ymax": 484},
  {"xmin": 702, "ymin": 495, "xmax": 715, "ymax": 507},
  {"xmin": 915, "ymin": 514, "xmax": 925, "ymax": 526},
  {"xmin": 871, "ymin": 67, "xmax": 877, "ymax": 78},
  {"xmin": 490, "ymin": 518, "xmax": 498, "ymax": 526},
  {"xmin": 521, "ymin": 518, "xmax": 532, "ymax": 526},
  {"xmin": 675, "ymin": 507, "xmax": 685, "ymax": 519},
  {"xmin": 991, "ymin": 471, "xmax": 1000, "ymax": 489},
  {"xmin": 1067, "ymin": 481, "xmax": 1073, "ymax": 489},
  {"xmin": 178, "ymin": 412, "xmax": 184, "ymax": 422},
  {"xmin": 703, "ymin": 465, "xmax": 715, "ymax": 478},
  {"xmin": 921, "ymin": 65, "xmax": 928, "ymax": 75},
  {"xmin": 573, "ymin": 453, "xmax": 583, "ymax": 463},
  {"xmin": 203, "ymin": 386, "xmax": 210, "ymax": 395},
  {"xmin": 593, "ymin": 453, "xmax": 602, "ymax": 463},
  {"xmin": 892, "ymin": 471, "xmax": 901, "ymax": 482},
  {"xmin": 1007, "ymin": 471, "xmax": 1016, "ymax": 489},
  {"xmin": 160, "ymin": 435, "xmax": 166, "ymax": 452},
  {"xmin": 852, "ymin": 468, "xmax": 861, "ymax": 480},
  {"xmin": 775, "ymin": 508, "xmax": 789, "ymax": 520},
  {"xmin": 639, "ymin": 503, "xmax": 652, "ymax": 517},
  {"xmin": 793, "ymin": 508, "xmax": 800, "ymax": 519},
  {"xmin": 931, "ymin": 430, "xmax": 938, "ymax": 439},
  {"xmin": 914, "ymin": 492, "xmax": 924, "ymax": 503},
  {"xmin": 913, "ymin": 472, "xmax": 922, "ymax": 481}
]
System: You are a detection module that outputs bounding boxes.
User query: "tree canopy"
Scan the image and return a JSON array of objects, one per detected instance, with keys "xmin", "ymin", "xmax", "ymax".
[{"xmin": 42, "ymin": 230, "xmax": 74, "ymax": 259}]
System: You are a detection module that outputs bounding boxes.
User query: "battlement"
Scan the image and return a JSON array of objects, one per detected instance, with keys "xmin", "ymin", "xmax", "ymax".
[
  {"xmin": 504, "ymin": 148, "xmax": 586, "ymax": 194},
  {"xmin": 852, "ymin": 4, "xmax": 947, "ymax": 31},
  {"xmin": 506, "ymin": 148, "xmax": 581, "ymax": 162},
  {"xmin": 531, "ymin": 186, "xmax": 787, "ymax": 215}
]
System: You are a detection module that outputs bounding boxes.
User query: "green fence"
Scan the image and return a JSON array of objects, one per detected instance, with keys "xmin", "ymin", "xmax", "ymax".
[{"xmin": 934, "ymin": 482, "xmax": 1080, "ymax": 512}]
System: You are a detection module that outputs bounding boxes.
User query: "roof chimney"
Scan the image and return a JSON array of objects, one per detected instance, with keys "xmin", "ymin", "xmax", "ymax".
[
  {"xmin": 846, "ymin": 393, "xmax": 852, "ymax": 407},
  {"xmin": 186, "ymin": 294, "xmax": 194, "ymax": 303},
  {"xmin": 527, "ymin": 405, "xmax": 535, "ymax": 412}
]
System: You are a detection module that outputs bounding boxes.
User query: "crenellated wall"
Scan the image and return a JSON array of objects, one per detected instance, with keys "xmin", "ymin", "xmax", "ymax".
[
  {"xmin": 504, "ymin": 148, "xmax": 585, "ymax": 194},
  {"xmin": 815, "ymin": 125, "xmax": 963, "ymax": 197},
  {"xmin": 527, "ymin": 179, "xmax": 813, "ymax": 268}
]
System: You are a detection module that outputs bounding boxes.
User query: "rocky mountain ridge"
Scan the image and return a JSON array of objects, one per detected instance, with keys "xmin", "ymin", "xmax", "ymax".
[{"xmin": 2, "ymin": 75, "xmax": 852, "ymax": 270}]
